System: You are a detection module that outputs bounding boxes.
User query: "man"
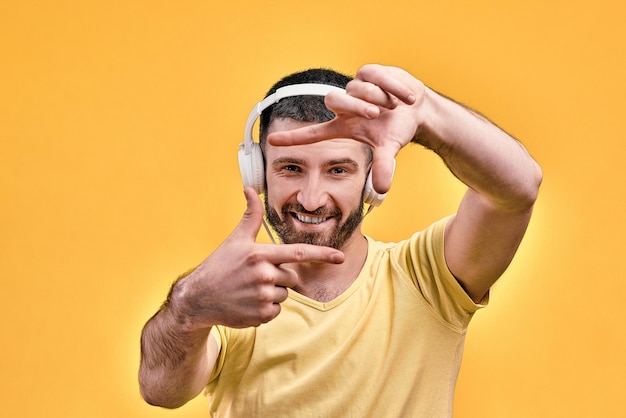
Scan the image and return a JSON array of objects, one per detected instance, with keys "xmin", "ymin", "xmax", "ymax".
[{"xmin": 139, "ymin": 64, "xmax": 542, "ymax": 416}]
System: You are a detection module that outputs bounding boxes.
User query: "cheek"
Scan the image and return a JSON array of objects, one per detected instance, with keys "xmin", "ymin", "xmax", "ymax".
[
  {"xmin": 265, "ymin": 182, "xmax": 291, "ymax": 214},
  {"xmin": 335, "ymin": 187, "xmax": 365, "ymax": 220}
]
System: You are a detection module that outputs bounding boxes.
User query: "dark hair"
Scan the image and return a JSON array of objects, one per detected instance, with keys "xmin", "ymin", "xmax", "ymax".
[{"xmin": 258, "ymin": 68, "xmax": 353, "ymax": 147}]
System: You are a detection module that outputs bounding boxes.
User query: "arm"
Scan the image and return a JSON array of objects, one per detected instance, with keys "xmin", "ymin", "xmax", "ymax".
[
  {"xmin": 138, "ymin": 188, "xmax": 345, "ymax": 408},
  {"xmin": 268, "ymin": 64, "xmax": 542, "ymax": 303},
  {"xmin": 415, "ymin": 88, "xmax": 542, "ymax": 302},
  {"xmin": 139, "ymin": 290, "xmax": 218, "ymax": 408}
]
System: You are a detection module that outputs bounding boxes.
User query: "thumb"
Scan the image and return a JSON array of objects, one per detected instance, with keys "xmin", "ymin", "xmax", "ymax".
[
  {"xmin": 234, "ymin": 187, "xmax": 264, "ymax": 240},
  {"xmin": 370, "ymin": 148, "xmax": 398, "ymax": 194}
]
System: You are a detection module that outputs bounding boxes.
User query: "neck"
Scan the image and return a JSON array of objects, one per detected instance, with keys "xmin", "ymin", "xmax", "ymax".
[{"xmin": 288, "ymin": 231, "xmax": 368, "ymax": 303}]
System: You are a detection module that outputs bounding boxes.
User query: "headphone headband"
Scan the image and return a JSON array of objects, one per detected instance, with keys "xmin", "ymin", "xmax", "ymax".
[{"xmin": 241, "ymin": 83, "xmax": 346, "ymax": 154}]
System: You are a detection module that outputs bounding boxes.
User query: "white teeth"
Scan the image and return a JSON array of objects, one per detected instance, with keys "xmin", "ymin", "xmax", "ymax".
[{"xmin": 296, "ymin": 214, "xmax": 329, "ymax": 224}]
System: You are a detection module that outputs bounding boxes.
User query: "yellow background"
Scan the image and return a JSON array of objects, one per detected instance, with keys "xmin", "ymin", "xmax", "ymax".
[{"xmin": 1, "ymin": 1, "xmax": 624, "ymax": 417}]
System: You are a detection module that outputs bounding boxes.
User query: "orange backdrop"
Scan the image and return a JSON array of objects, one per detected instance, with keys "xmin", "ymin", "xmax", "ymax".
[{"xmin": 1, "ymin": 1, "xmax": 625, "ymax": 417}]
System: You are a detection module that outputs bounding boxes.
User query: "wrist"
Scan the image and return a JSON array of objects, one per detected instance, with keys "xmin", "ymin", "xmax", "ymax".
[
  {"xmin": 167, "ymin": 271, "xmax": 215, "ymax": 334},
  {"xmin": 411, "ymin": 86, "xmax": 438, "ymax": 147},
  {"xmin": 412, "ymin": 86, "xmax": 467, "ymax": 153}
]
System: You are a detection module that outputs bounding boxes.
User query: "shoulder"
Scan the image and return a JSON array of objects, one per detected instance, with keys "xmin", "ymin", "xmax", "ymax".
[
  {"xmin": 365, "ymin": 216, "xmax": 453, "ymax": 261},
  {"xmin": 366, "ymin": 216, "xmax": 486, "ymax": 327}
]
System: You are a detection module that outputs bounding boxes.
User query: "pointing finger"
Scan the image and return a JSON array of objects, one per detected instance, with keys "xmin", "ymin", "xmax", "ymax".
[
  {"xmin": 267, "ymin": 120, "xmax": 341, "ymax": 147},
  {"xmin": 263, "ymin": 243, "xmax": 345, "ymax": 266}
]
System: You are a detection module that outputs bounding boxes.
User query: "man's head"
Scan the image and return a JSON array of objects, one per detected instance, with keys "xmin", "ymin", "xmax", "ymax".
[
  {"xmin": 260, "ymin": 68, "xmax": 371, "ymax": 250},
  {"xmin": 258, "ymin": 68, "xmax": 352, "ymax": 149}
]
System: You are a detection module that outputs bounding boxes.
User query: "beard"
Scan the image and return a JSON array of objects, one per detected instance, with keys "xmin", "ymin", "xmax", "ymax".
[{"xmin": 264, "ymin": 194, "xmax": 364, "ymax": 250}]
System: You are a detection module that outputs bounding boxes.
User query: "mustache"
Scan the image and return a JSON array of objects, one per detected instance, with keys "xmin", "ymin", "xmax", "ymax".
[{"xmin": 281, "ymin": 202, "xmax": 341, "ymax": 218}]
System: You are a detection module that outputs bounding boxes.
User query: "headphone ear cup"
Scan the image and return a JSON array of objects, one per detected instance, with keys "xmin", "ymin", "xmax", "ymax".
[
  {"xmin": 238, "ymin": 142, "xmax": 265, "ymax": 194},
  {"xmin": 363, "ymin": 170, "xmax": 387, "ymax": 207}
]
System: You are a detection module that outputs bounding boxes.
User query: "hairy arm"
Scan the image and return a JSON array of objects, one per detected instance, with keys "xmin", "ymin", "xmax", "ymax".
[
  {"xmin": 415, "ymin": 87, "xmax": 543, "ymax": 302},
  {"xmin": 139, "ymin": 275, "xmax": 218, "ymax": 408}
]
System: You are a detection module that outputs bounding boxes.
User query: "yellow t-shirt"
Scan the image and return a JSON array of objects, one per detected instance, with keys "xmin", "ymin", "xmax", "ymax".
[{"xmin": 205, "ymin": 217, "xmax": 486, "ymax": 417}]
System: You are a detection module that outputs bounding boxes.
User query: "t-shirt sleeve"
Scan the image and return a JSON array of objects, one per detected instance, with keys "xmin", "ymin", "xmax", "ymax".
[
  {"xmin": 390, "ymin": 216, "xmax": 488, "ymax": 331},
  {"xmin": 207, "ymin": 326, "xmax": 228, "ymax": 383}
]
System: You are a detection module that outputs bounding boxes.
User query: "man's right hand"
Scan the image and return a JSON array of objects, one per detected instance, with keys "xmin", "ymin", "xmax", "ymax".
[{"xmin": 170, "ymin": 187, "xmax": 345, "ymax": 330}]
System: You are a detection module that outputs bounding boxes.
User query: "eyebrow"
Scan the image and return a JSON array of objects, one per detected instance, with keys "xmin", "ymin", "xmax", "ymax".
[
  {"xmin": 323, "ymin": 158, "xmax": 360, "ymax": 169},
  {"xmin": 271, "ymin": 157, "xmax": 306, "ymax": 167},
  {"xmin": 271, "ymin": 157, "xmax": 360, "ymax": 169}
]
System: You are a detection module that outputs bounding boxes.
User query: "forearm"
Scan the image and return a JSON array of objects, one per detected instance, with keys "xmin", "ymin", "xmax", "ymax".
[
  {"xmin": 139, "ymin": 280, "xmax": 213, "ymax": 408},
  {"xmin": 414, "ymin": 87, "xmax": 542, "ymax": 210}
]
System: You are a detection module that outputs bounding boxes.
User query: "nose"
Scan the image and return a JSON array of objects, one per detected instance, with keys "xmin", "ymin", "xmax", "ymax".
[{"xmin": 297, "ymin": 174, "xmax": 329, "ymax": 212}]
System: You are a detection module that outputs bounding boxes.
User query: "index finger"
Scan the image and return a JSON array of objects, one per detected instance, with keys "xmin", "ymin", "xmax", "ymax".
[
  {"xmin": 267, "ymin": 119, "xmax": 342, "ymax": 147},
  {"xmin": 262, "ymin": 242, "xmax": 345, "ymax": 265}
]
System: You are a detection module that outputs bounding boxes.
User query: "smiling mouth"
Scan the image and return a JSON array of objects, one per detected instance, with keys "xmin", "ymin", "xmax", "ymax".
[{"xmin": 294, "ymin": 213, "xmax": 330, "ymax": 225}]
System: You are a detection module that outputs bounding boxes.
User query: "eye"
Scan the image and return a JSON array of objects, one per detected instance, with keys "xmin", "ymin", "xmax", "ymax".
[
  {"xmin": 284, "ymin": 165, "xmax": 299, "ymax": 172},
  {"xmin": 330, "ymin": 166, "xmax": 348, "ymax": 175},
  {"xmin": 281, "ymin": 164, "xmax": 301, "ymax": 174}
]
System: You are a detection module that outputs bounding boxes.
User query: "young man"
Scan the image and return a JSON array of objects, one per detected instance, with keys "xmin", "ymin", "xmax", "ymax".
[{"xmin": 139, "ymin": 64, "xmax": 542, "ymax": 416}]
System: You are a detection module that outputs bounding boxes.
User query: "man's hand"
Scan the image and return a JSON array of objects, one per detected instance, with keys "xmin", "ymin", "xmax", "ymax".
[
  {"xmin": 268, "ymin": 64, "xmax": 425, "ymax": 194},
  {"xmin": 173, "ymin": 187, "xmax": 345, "ymax": 330}
]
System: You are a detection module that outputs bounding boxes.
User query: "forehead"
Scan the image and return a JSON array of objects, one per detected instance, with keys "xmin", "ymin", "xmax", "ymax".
[{"xmin": 265, "ymin": 118, "xmax": 369, "ymax": 165}]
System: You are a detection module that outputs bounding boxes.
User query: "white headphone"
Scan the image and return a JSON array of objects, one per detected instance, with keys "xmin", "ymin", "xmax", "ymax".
[{"xmin": 238, "ymin": 83, "xmax": 388, "ymax": 207}]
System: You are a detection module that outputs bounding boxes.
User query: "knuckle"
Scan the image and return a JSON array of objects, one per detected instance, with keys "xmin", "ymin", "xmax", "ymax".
[
  {"xmin": 360, "ymin": 64, "xmax": 385, "ymax": 82},
  {"xmin": 255, "ymin": 266, "xmax": 275, "ymax": 285},
  {"xmin": 345, "ymin": 79, "xmax": 358, "ymax": 92},
  {"xmin": 258, "ymin": 304, "xmax": 279, "ymax": 323},
  {"xmin": 359, "ymin": 63, "xmax": 377, "ymax": 75},
  {"xmin": 255, "ymin": 286, "xmax": 274, "ymax": 303},
  {"xmin": 364, "ymin": 83, "xmax": 383, "ymax": 100},
  {"xmin": 246, "ymin": 248, "xmax": 265, "ymax": 264},
  {"xmin": 276, "ymin": 287, "xmax": 289, "ymax": 303},
  {"xmin": 291, "ymin": 246, "xmax": 308, "ymax": 262},
  {"xmin": 282, "ymin": 267, "xmax": 298, "ymax": 285},
  {"xmin": 324, "ymin": 92, "xmax": 342, "ymax": 108}
]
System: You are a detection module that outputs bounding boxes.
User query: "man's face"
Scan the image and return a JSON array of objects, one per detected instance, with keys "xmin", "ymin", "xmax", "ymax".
[{"xmin": 263, "ymin": 118, "xmax": 370, "ymax": 250}]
